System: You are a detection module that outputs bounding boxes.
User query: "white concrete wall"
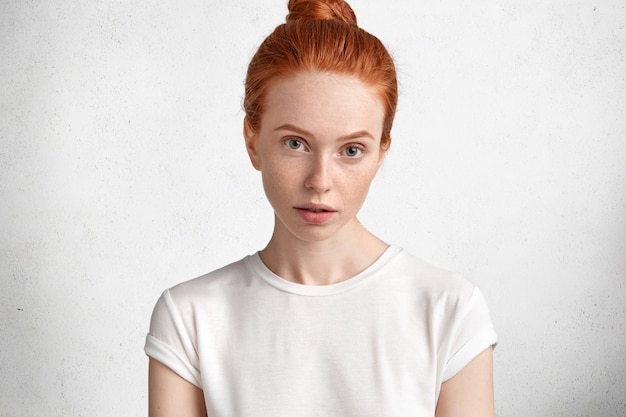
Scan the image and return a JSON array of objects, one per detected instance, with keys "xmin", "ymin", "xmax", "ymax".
[{"xmin": 1, "ymin": 1, "xmax": 624, "ymax": 415}]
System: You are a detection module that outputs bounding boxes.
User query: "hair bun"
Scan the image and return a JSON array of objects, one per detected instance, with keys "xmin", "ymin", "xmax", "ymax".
[{"xmin": 286, "ymin": 0, "xmax": 357, "ymax": 26}]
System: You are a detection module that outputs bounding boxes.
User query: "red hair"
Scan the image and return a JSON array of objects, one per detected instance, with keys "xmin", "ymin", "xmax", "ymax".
[{"xmin": 244, "ymin": 0, "xmax": 397, "ymax": 150}]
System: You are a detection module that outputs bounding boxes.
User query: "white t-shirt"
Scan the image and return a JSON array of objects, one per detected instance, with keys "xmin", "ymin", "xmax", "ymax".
[{"xmin": 145, "ymin": 246, "xmax": 497, "ymax": 416}]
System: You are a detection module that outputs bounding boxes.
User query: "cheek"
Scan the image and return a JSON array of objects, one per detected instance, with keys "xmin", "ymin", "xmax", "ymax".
[
  {"xmin": 260, "ymin": 163, "xmax": 295, "ymax": 202},
  {"xmin": 342, "ymin": 164, "xmax": 380, "ymax": 204}
]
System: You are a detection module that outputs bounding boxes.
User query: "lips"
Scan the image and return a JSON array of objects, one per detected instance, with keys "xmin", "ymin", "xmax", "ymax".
[
  {"xmin": 294, "ymin": 204, "xmax": 337, "ymax": 224},
  {"xmin": 296, "ymin": 203, "xmax": 335, "ymax": 212}
]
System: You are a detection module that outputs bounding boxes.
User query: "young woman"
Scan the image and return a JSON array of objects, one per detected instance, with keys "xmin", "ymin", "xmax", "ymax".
[{"xmin": 145, "ymin": 1, "xmax": 497, "ymax": 416}]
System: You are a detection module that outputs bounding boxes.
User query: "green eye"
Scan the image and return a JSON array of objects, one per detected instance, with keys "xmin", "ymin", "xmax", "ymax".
[
  {"xmin": 344, "ymin": 146, "xmax": 362, "ymax": 157},
  {"xmin": 286, "ymin": 139, "xmax": 303, "ymax": 150}
]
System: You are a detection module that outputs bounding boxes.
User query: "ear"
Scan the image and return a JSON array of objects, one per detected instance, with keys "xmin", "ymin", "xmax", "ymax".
[
  {"xmin": 243, "ymin": 118, "xmax": 261, "ymax": 171},
  {"xmin": 377, "ymin": 135, "xmax": 391, "ymax": 166}
]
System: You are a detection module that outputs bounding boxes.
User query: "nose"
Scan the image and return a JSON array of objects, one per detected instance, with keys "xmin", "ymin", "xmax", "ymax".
[{"xmin": 305, "ymin": 155, "xmax": 332, "ymax": 193}]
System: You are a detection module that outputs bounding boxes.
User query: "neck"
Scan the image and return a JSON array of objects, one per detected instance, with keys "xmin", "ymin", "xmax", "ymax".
[{"xmin": 259, "ymin": 219, "xmax": 389, "ymax": 285}]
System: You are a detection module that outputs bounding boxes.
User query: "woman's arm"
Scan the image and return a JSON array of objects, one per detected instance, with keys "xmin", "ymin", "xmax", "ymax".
[
  {"xmin": 148, "ymin": 358, "xmax": 207, "ymax": 417},
  {"xmin": 435, "ymin": 347, "xmax": 495, "ymax": 417}
]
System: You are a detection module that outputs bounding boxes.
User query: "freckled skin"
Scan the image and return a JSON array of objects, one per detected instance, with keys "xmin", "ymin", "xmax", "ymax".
[{"xmin": 245, "ymin": 72, "xmax": 386, "ymax": 245}]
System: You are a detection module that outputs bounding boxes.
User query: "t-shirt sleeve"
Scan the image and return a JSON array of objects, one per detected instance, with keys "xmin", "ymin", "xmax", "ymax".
[
  {"xmin": 144, "ymin": 289, "xmax": 202, "ymax": 388},
  {"xmin": 441, "ymin": 286, "xmax": 497, "ymax": 382}
]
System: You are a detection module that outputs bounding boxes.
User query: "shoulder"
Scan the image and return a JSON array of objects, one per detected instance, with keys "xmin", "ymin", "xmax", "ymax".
[
  {"xmin": 389, "ymin": 249, "xmax": 497, "ymax": 376},
  {"xmin": 159, "ymin": 255, "xmax": 256, "ymax": 312},
  {"xmin": 388, "ymin": 248, "xmax": 477, "ymax": 301},
  {"xmin": 148, "ymin": 255, "xmax": 259, "ymax": 335}
]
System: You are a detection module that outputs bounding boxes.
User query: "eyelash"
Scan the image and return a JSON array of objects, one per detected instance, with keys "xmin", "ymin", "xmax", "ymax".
[
  {"xmin": 343, "ymin": 145, "xmax": 364, "ymax": 158},
  {"xmin": 285, "ymin": 138, "xmax": 305, "ymax": 151},
  {"xmin": 283, "ymin": 138, "xmax": 365, "ymax": 158}
]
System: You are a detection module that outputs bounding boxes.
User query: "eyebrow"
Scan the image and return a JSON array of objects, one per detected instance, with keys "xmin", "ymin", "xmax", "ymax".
[{"xmin": 274, "ymin": 123, "xmax": 376, "ymax": 142}]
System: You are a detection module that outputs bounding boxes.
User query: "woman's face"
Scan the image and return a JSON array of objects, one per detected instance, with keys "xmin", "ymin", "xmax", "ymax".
[{"xmin": 245, "ymin": 71, "xmax": 386, "ymax": 243}]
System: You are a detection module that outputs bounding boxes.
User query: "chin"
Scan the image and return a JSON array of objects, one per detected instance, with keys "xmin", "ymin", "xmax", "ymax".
[
  {"xmin": 281, "ymin": 219, "xmax": 355, "ymax": 244},
  {"xmin": 290, "ymin": 226, "xmax": 340, "ymax": 243}
]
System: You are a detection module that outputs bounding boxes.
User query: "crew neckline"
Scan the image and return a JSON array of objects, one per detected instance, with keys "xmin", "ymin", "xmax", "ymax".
[{"xmin": 246, "ymin": 245, "xmax": 403, "ymax": 297}]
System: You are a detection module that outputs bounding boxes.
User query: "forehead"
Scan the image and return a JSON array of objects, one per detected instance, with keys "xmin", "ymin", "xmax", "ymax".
[{"xmin": 261, "ymin": 72, "xmax": 385, "ymax": 138}]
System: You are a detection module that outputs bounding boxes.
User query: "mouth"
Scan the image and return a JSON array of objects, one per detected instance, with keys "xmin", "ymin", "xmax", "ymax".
[
  {"xmin": 294, "ymin": 204, "xmax": 336, "ymax": 213},
  {"xmin": 294, "ymin": 204, "xmax": 337, "ymax": 224}
]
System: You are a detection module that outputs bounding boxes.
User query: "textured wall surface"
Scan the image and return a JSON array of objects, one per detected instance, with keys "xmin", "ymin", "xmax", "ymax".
[{"xmin": 1, "ymin": 1, "xmax": 625, "ymax": 416}]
